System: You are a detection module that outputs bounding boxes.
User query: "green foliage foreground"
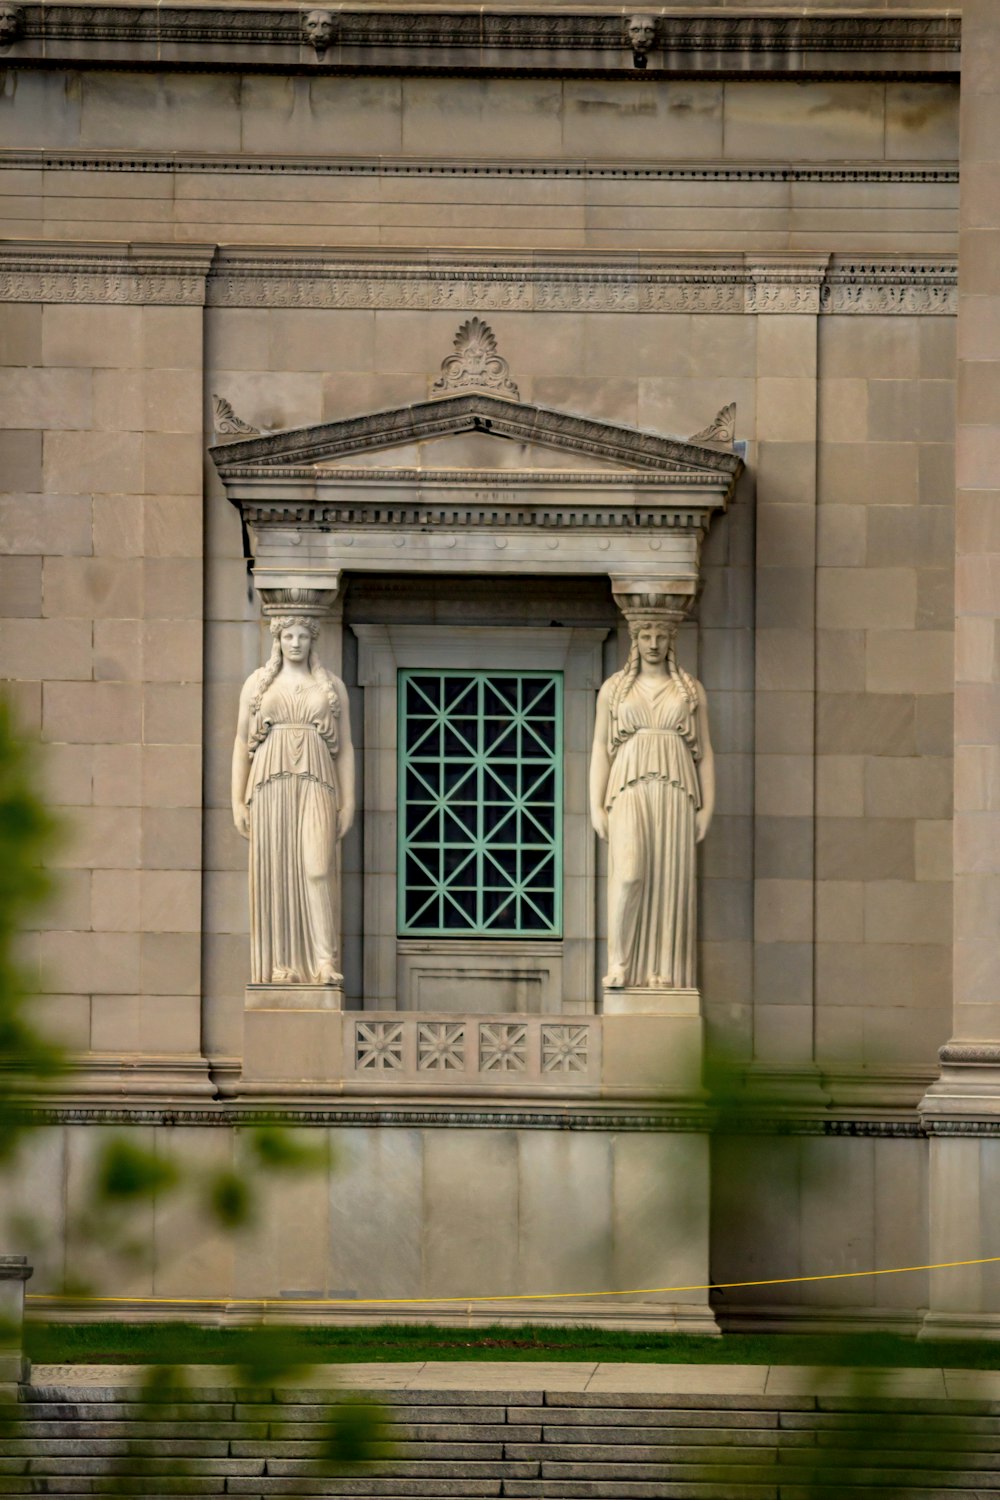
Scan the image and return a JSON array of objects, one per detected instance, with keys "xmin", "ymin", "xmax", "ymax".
[{"xmin": 26, "ymin": 1320, "xmax": 1000, "ymax": 1369}]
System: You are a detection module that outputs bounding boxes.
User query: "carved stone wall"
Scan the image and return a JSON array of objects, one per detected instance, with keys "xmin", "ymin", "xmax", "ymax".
[{"xmin": 0, "ymin": 12, "xmax": 968, "ymax": 1328}]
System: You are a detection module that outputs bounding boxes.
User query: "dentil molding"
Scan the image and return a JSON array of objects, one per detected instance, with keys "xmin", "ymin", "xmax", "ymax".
[
  {"xmin": 0, "ymin": 244, "xmax": 958, "ymax": 315},
  {"xmin": 0, "ymin": 153, "xmax": 958, "ymax": 184}
]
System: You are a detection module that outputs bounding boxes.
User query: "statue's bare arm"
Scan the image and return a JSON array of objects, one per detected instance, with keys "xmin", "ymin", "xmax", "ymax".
[
  {"xmin": 231, "ymin": 672, "xmax": 260, "ymax": 840},
  {"xmin": 695, "ymin": 679, "xmax": 715, "ymax": 844},
  {"xmin": 589, "ymin": 679, "xmax": 614, "ymax": 842},
  {"xmin": 331, "ymin": 674, "xmax": 356, "ymax": 840}
]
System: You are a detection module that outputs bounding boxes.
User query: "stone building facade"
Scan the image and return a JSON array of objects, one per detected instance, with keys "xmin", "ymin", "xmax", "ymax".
[{"xmin": 0, "ymin": 2, "xmax": 995, "ymax": 1335}]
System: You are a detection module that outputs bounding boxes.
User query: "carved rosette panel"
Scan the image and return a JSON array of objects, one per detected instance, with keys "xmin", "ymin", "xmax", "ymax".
[
  {"xmin": 417, "ymin": 1022, "xmax": 466, "ymax": 1072},
  {"xmin": 339, "ymin": 1016, "xmax": 602, "ymax": 1088},
  {"xmin": 479, "ymin": 1023, "xmax": 528, "ymax": 1073},
  {"xmin": 541, "ymin": 1024, "xmax": 589, "ymax": 1074},
  {"xmin": 355, "ymin": 1021, "xmax": 404, "ymax": 1071}
]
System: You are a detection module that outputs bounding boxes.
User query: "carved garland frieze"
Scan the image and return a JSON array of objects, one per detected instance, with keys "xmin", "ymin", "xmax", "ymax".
[
  {"xmin": 0, "ymin": 247, "xmax": 213, "ymax": 305},
  {"xmin": 0, "ymin": 247, "xmax": 957, "ymax": 316},
  {"xmin": 206, "ymin": 258, "xmax": 957, "ymax": 317}
]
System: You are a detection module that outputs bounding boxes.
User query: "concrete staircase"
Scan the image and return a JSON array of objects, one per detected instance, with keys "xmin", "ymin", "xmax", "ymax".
[{"xmin": 4, "ymin": 1381, "xmax": 1000, "ymax": 1496}]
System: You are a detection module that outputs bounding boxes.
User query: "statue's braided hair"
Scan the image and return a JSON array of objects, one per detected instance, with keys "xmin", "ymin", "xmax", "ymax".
[
  {"xmin": 607, "ymin": 623, "xmax": 698, "ymax": 756},
  {"xmin": 249, "ymin": 616, "xmax": 340, "ymax": 747}
]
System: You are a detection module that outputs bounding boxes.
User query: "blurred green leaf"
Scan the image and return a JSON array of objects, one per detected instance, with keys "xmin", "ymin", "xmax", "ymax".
[
  {"xmin": 247, "ymin": 1123, "xmax": 330, "ymax": 1174},
  {"xmin": 95, "ymin": 1138, "xmax": 179, "ymax": 1203},
  {"xmin": 0, "ymin": 698, "xmax": 66, "ymax": 1163},
  {"xmin": 233, "ymin": 1331, "xmax": 309, "ymax": 1386},
  {"xmin": 317, "ymin": 1400, "xmax": 391, "ymax": 1467},
  {"xmin": 206, "ymin": 1168, "xmax": 254, "ymax": 1228}
]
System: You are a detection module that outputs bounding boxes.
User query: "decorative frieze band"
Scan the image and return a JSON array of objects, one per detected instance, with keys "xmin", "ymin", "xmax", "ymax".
[
  {"xmin": 0, "ymin": 244, "xmax": 215, "ymax": 306},
  {"xmin": 4, "ymin": 8, "xmax": 959, "ymax": 75},
  {"xmin": 0, "ymin": 245, "xmax": 957, "ymax": 315}
]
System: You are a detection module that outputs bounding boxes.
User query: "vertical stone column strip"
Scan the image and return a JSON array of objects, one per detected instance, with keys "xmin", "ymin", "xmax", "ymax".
[
  {"xmin": 353, "ymin": 624, "xmax": 399, "ymax": 1009},
  {"xmin": 924, "ymin": 0, "xmax": 1000, "ymax": 1118},
  {"xmin": 0, "ymin": 244, "xmax": 216, "ymax": 1099},
  {"xmin": 748, "ymin": 257, "xmax": 829, "ymax": 1100},
  {"xmin": 919, "ymin": 1, "xmax": 1000, "ymax": 1338}
]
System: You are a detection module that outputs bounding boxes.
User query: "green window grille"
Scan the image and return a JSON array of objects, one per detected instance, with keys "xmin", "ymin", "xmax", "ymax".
[{"xmin": 398, "ymin": 670, "xmax": 563, "ymax": 938}]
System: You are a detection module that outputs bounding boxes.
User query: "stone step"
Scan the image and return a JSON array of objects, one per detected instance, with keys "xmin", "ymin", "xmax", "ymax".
[
  {"xmin": 13, "ymin": 1384, "xmax": 1000, "ymax": 1499},
  {"xmin": 6, "ymin": 1420, "xmax": 272, "ymax": 1439},
  {"xmin": 0, "ymin": 1456, "xmax": 543, "ymax": 1479},
  {"xmin": 3, "ymin": 1439, "xmax": 515, "ymax": 1460}
]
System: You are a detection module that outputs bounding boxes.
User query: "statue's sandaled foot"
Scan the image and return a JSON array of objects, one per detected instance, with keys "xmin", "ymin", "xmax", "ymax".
[
  {"xmin": 318, "ymin": 963, "xmax": 343, "ymax": 986},
  {"xmin": 272, "ymin": 967, "xmax": 295, "ymax": 983},
  {"xmin": 603, "ymin": 965, "xmax": 626, "ymax": 989}
]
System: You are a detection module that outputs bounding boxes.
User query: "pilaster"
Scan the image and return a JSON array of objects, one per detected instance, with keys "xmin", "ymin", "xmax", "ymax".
[
  {"xmin": 746, "ymin": 260, "xmax": 830, "ymax": 1104},
  {"xmin": 919, "ymin": 0, "xmax": 1000, "ymax": 1340}
]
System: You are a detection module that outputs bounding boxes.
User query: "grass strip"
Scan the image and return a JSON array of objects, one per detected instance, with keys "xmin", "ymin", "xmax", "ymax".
[{"xmin": 25, "ymin": 1322, "xmax": 1000, "ymax": 1369}]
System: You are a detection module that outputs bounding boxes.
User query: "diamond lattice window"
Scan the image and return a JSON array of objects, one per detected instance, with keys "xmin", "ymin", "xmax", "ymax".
[{"xmin": 398, "ymin": 670, "xmax": 563, "ymax": 938}]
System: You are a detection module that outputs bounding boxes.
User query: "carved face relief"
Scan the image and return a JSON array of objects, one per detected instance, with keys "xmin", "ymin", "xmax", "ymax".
[
  {"xmin": 303, "ymin": 9, "xmax": 335, "ymax": 51},
  {"xmin": 636, "ymin": 624, "xmax": 672, "ymax": 666},
  {"xmin": 279, "ymin": 624, "xmax": 312, "ymax": 664},
  {"xmin": 626, "ymin": 15, "xmax": 657, "ymax": 52},
  {"xmin": 0, "ymin": 3, "xmax": 24, "ymax": 45}
]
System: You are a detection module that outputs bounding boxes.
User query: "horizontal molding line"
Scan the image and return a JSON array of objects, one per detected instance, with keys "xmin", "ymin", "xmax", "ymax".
[
  {"xmin": 13, "ymin": 1105, "xmax": 928, "ymax": 1135},
  {"xmin": 0, "ymin": 152, "xmax": 959, "ymax": 183}
]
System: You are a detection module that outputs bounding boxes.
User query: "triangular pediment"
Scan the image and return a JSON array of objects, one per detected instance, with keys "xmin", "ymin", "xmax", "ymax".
[{"xmin": 210, "ymin": 391, "xmax": 743, "ymax": 486}]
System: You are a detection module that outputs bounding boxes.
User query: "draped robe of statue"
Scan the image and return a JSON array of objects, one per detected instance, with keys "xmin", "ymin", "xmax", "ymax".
[
  {"xmin": 246, "ymin": 676, "xmax": 340, "ymax": 984},
  {"xmin": 605, "ymin": 673, "xmax": 702, "ymax": 989}
]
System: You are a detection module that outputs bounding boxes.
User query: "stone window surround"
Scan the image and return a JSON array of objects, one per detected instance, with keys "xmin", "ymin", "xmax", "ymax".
[{"xmin": 353, "ymin": 623, "xmax": 608, "ymax": 1015}]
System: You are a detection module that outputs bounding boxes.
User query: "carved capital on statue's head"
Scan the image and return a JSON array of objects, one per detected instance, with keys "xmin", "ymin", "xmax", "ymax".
[
  {"xmin": 303, "ymin": 8, "xmax": 336, "ymax": 55},
  {"xmin": 0, "ymin": 3, "xmax": 24, "ymax": 45},
  {"xmin": 258, "ymin": 585, "xmax": 339, "ymax": 619},
  {"xmin": 611, "ymin": 577, "xmax": 696, "ymax": 631}
]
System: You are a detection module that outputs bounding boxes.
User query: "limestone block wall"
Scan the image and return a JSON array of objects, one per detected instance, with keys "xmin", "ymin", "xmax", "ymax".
[
  {"xmin": 815, "ymin": 315, "xmax": 956, "ymax": 1091},
  {"xmin": 712, "ymin": 1132, "xmax": 930, "ymax": 1329},
  {"xmin": 0, "ymin": 73, "xmax": 957, "ymax": 253},
  {"xmin": 0, "ymin": 279, "xmax": 212, "ymax": 1090},
  {"xmin": 0, "ymin": 31, "xmax": 968, "ymax": 1323},
  {"xmin": 12, "ymin": 1120, "xmax": 711, "ymax": 1318}
]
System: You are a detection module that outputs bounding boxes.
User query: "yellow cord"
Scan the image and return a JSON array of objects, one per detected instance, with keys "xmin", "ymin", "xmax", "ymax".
[{"xmin": 24, "ymin": 1255, "xmax": 1000, "ymax": 1308}]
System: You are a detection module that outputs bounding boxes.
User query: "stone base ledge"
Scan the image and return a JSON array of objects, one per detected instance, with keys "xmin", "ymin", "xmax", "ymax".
[
  {"xmin": 602, "ymin": 987, "xmax": 699, "ymax": 1016},
  {"xmin": 245, "ymin": 984, "xmax": 344, "ymax": 1011},
  {"xmin": 239, "ymin": 1007, "xmax": 705, "ymax": 1102},
  {"xmin": 34, "ymin": 1054, "xmax": 216, "ymax": 1102},
  {"xmin": 719, "ymin": 1302, "xmax": 924, "ymax": 1338},
  {"xmin": 26, "ymin": 1293, "xmax": 718, "ymax": 1335},
  {"xmin": 919, "ymin": 1311, "xmax": 1000, "ymax": 1342},
  {"xmin": 920, "ymin": 1054, "xmax": 1000, "ymax": 1123}
]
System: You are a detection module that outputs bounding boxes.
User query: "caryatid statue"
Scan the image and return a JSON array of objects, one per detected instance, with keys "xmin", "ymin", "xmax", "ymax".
[
  {"xmin": 590, "ymin": 593, "xmax": 714, "ymax": 991},
  {"xmin": 233, "ymin": 609, "xmax": 354, "ymax": 987}
]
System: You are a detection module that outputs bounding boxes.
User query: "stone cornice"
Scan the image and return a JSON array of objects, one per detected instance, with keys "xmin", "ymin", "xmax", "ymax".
[
  {"xmin": 0, "ymin": 244, "xmax": 958, "ymax": 315},
  {"xmin": 3, "ymin": 8, "xmax": 960, "ymax": 77}
]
